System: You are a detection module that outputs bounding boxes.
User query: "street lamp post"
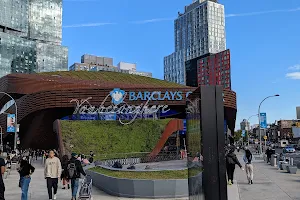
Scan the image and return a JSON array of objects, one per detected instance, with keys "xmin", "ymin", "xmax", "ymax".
[
  {"xmin": 258, "ymin": 94, "xmax": 279, "ymax": 155},
  {"xmin": 0, "ymin": 92, "xmax": 18, "ymax": 151},
  {"xmin": 247, "ymin": 114, "xmax": 258, "ymax": 146}
]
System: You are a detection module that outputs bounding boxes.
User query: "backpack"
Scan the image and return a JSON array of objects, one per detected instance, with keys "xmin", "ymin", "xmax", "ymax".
[{"xmin": 67, "ymin": 160, "xmax": 77, "ymax": 179}]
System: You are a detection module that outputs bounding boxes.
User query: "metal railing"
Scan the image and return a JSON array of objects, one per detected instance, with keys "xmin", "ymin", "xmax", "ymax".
[{"xmin": 95, "ymin": 151, "xmax": 180, "ymax": 167}]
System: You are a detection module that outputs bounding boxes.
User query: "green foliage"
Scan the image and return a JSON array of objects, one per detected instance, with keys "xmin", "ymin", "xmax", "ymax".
[
  {"xmin": 234, "ymin": 130, "xmax": 242, "ymax": 141},
  {"xmin": 60, "ymin": 119, "xmax": 171, "ymax": 160},
  {"xmin": 90, "ymin": 166, "xmax": 188, "ymax": 179},
  {"xmin": 234, "ymin": 130, "xmax": 248, "ymax": 142},
  {"xmin": 186, "ymin": 119, "xmax": 201, "ymax": 157}
]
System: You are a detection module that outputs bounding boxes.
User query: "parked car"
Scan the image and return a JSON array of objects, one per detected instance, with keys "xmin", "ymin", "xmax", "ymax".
[{"xmin": 283, "ymin": 146, "xmax": 296, "ymax": 153}]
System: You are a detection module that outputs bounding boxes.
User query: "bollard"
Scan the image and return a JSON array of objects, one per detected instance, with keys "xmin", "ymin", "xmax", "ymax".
[
  {"xmin": 291, "ymin": 158, "xmax": 294, "ymax": 166},
  {"xmin": 274, "ymin": 156, "xmax": 277, "ymax": 167}
]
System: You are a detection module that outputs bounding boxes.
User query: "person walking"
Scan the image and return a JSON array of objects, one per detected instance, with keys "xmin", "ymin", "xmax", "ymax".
[
  {"xmin": 68, "ymin": 153, "xmax": 86, "ymax": 200},
  {"xmin": 44, "ymin": 150, "xmax": 62, "ymax": 200},
  {"xmin": 266, "ymin": 147, "xmax": 272, "ymax": 164},
  {"xmin": 0, "ymin": 153, "xmax": 6, "ymax": 200},
  {"xmin": 243, "ymin": 148, "xmax": 254, "ymax": 184},
  {"xmin": 226, "ymin": 146, "xmax": 243, "ymax": 185},
  {"xmin": 88, "ymin": 151, "xmax": 94, "ymax": 163},
  {"xmin": 19, "ymin": 159, "xmax": 35, "ymax": 200},
  {"xmin": 61, "ymin": 155, "xmax": 70, "ymax": 190}
]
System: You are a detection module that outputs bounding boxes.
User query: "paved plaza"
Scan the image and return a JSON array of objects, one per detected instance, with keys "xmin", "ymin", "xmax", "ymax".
[
  {"xmin": 228, "ymin": 152, "xmax": 300, "ymax": 200},
  {"xmin": 4, "ymin": 159, "xmax": 188, "ymax": 200}
]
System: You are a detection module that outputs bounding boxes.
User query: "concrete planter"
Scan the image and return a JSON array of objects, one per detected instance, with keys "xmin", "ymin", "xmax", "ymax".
[
  {"xmin": 287, "ymin": 166, "xmax": 298, "ymax": 174},
  {"xmin": 86, "ymin": 169, "xmax": 194, "ymax": 198}
]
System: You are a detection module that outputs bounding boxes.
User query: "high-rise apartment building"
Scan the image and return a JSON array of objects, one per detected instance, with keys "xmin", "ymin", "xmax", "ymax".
[
  {"xmin": 240, "ymin": 119, "xmax": 250, "ymax": 131},
  {"xmin": 0, "ymin": 0, "xmax": 68, "ymax": 77},
  {"xmin": 164, "ymin": 0, "xmax": 226, "ymax": 85},
  {"xmin": 185, "ymin": 49, "xmax": 231, "ymax": 89}
]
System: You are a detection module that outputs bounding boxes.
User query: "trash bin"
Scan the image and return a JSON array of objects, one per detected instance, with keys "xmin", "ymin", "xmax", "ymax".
[{"xmin": 270, "ymin": 154, "xmax": 277, "ymax": 167}]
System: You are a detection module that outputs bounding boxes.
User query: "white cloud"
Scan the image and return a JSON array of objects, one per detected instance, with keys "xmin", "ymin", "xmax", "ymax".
[
  {"xmin": 130, "ymin": 18, "xmax": 174, "ymax": 24},
  {"xmin": 63, "ymin": 22, "xmax": 116, "ymax": 28},
  {"xmin": 226, "ymin": 7, "xmax": 300, "ymax": 18},
  {"xmin": 288, "ymin": 64, "xmax": 300, "ymax": 71},
  {"xmin": 286, "ymin": 72, "xmax": 300, "ymax": 80}
]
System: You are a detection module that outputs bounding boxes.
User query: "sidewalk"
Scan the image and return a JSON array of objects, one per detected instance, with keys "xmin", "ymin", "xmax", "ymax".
[
  {"xmin": 230, "ymin": 152, "xmax": 300, "ymax": 200},
  {"xmin": 4, "ymin": 159, "xmax": 188, "ymax": 200}
]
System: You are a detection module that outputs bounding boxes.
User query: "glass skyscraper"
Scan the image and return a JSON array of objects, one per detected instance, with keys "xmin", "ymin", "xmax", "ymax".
[
  {"xmin": 0, "ymin": 0, "xmax": 68, "ymax": 77},
  {"xmin": 164, "ymin": 0, "xmax": 226, "ymax": 85}
]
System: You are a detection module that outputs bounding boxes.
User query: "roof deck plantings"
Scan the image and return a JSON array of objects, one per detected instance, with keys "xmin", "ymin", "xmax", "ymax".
[{"xmin": 40, "ymin": 71, "xmax": 187, "ymax": 88}]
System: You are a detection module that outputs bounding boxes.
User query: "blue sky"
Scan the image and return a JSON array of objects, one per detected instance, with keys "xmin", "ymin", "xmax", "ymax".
[{"xmin": 62, "ymin": 0, "xmax": 300, "ymax": 129}]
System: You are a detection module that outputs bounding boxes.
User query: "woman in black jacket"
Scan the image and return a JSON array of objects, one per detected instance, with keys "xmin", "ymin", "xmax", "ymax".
[
  {"xmin": 19, "ymin": 159, "xmax": 35, "ymax": 200},
  {"xmin": 226, "ymin": 146, "xmax": 243, "ymax": 185},
  {"xmin": 61, "ymin": 155, "xmax": 70, "ymax": 189}
]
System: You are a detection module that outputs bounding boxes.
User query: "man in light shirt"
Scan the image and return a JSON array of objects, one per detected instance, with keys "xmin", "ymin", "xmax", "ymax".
[{"xmin": 44, "ymin": 150, "xmax": 62, "ymax": 200}]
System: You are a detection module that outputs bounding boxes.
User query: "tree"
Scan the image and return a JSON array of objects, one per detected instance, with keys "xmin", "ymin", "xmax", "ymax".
[{"xmin": 234, "ymin": 130, "xmax": 248, "ymax": 143}]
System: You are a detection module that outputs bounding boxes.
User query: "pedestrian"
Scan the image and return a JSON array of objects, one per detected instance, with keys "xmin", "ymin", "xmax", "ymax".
[
  {"xmin": 0, "ymin": 151, "xmax": 6, "ymax": 200},
  {"xmin": 68, "ymin": 153, "xmax": 86, "ymax": 200},
  {"xmin": 44, "ymin": 150, "xmax": 62, "ymax": 200},
  {"xmin": 19, "ymin": 159, "xmax": 35, "ymax": 200},
  {"xmin": 5, "ymin": 156, "xmax": 11, "ymax": 171},
  {"xmin": 88, "ymin": 151, "xmax": 94, "ymax": 163},
  {"xmin": 82, "ymin": 156, "xmax": 90, "ymax": 165},
  {"xmin": 243, "ymin": 148, "xmax": 253, "ymax": 184},
  {"xmin": 226, "ymin": 145, "xmax": 243, "ymax": 185},
  {"xmin": 61, "ymin": 155, "xmax": 70, "ymax": 190},
  {"xmin": 266, "ymin": 147, "xmax": 272, "ymax": 163},
  {"xmin": 255, "ymin": 146, "xmax": 259, "ymax": 154}
]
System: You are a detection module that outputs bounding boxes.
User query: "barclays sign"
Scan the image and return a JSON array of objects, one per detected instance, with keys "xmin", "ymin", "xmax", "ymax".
[
  {"xmin": 128, "ymin": 91, "xmax": 192, "ymax": 101},
  {"xmin": 70, "ymin": 88, "xmax": 192, "ymax": 125}
]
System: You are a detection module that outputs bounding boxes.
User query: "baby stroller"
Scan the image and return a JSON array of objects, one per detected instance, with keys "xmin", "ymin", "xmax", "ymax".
[{"xmin": 78, "ymin": 175, "xmax": 93, "ymax": 200}]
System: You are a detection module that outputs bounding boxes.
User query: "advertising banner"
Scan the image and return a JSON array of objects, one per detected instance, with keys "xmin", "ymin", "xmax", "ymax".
[
  {"xmin": 7, "ymin": 114, "xmax": 15, "ymax": 132},
  {"xmin": 260, "ymin": 113, "xmax": 267, "ymax": 129}
]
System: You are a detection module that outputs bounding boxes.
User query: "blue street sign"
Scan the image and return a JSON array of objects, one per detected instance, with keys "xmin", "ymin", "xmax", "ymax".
[
  {"xmin": 260, "ymin": 113, "xmax": 267, "ymax": 129},
  {"xmin": 242, "ymin": 130, "xmax": 246, "ymax": 137}
]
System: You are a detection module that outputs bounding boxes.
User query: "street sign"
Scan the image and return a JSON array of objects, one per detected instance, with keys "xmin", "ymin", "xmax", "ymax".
[
  {"xmin": 260, "ymin": 113, "xmax": 267, "ymax": 129},
  {"xmin": 264, "ymin": 135, "xmax": 267, "ymax": 140},
  {"xmin": 242, "ymin": 130, "xmax": 246, "ymax": 137}
]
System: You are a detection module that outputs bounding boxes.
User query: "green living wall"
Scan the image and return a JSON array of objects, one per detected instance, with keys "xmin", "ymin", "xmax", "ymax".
[{"xmin": 60, "ymin": 119, "xmax": 171, "ymax": 160}]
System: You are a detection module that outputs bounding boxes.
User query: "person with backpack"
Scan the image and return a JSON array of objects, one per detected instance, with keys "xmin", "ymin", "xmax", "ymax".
[
  {"xmin": 226, "ymin": 145, "xmax": 243, "ymax": 185},
  {"xmin": 69, "ymin": 153, "xmax": 86, "ymax": 200},
  {"xmin": 243, "ymin": 148, "xmax": 254, "ymax": 184},
  {"xmin": 44, "ymin": 150, "xmax": 62, "ymax": 200}
]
